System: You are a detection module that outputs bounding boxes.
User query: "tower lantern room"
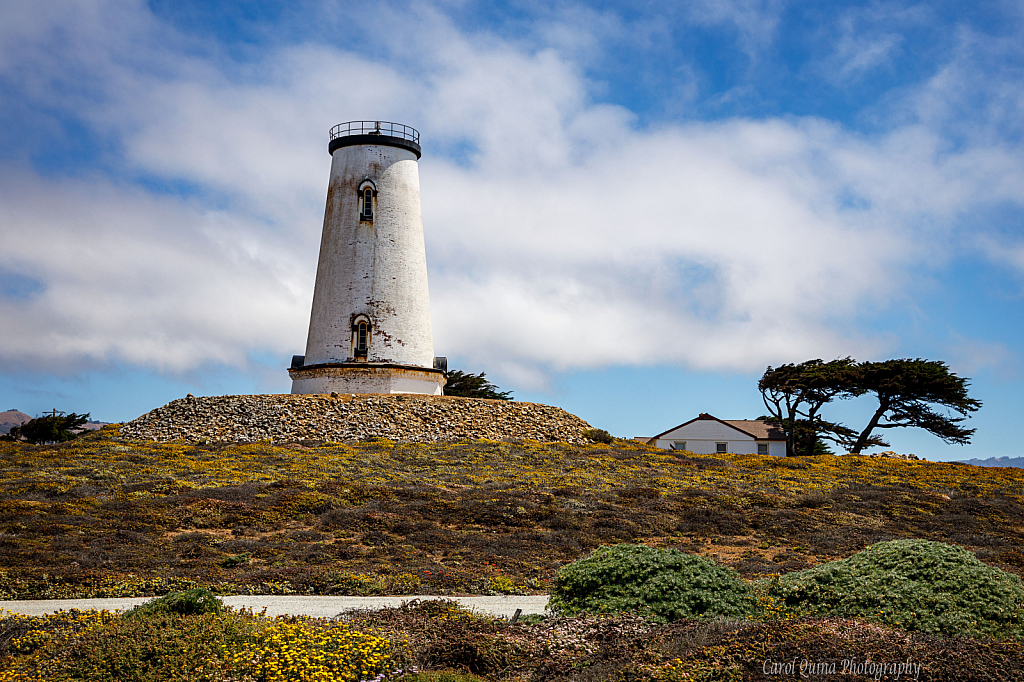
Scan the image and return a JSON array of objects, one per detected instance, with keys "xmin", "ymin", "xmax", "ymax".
[{"xmin": 289, "ymin": 121, "xmax": 446, "ymax": 395}]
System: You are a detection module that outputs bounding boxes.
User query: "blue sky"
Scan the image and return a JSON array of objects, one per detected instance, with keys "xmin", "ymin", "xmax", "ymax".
[{"xmin": 1, "ymin": 0, "xmax": 1022, "ymax": 460}]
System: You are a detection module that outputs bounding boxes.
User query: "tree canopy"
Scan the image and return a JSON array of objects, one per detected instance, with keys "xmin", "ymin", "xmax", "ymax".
[
  {"xmin": 2, "ymin": 411, "xmax": 90, "ymax": 444},
  {"xmin": 847, "ymin": 358, "xmax": 982, "ymax": 454},
  {"xmin": 442, "ymin": 370, "xmax": 513, "ymax": 400},
  {"xmin": 758, "ymin": 358, "xmax": 981, "ymax": 456},
  {"xmin": 758, "ymin": 358, "xmax": 862, "ymax": 456}
]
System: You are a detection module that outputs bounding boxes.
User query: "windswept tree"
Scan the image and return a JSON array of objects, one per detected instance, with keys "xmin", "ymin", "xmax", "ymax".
[
  {"xmin": 443, "ymin": 370, "xmax": 513, "ymax": 400},
  {"xmin": 759, "ymin": 358, "xmax": 861, "ymax": 456},
  {"xmin": 3, "ymin": 411, "xmax": 90, "ymax": 444},
  {"xmin": 848, "ymin": 359, "xmax": 981, "ymax": 454},
  {"xmin": 757, "ymin": 416, "xmax": 846, "ymax": 457}
]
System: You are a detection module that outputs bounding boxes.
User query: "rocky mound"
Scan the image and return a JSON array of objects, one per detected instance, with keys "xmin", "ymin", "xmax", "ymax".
[{"xmin": 119, "ymin": 393, "xmax": 595, "ymax": 444}]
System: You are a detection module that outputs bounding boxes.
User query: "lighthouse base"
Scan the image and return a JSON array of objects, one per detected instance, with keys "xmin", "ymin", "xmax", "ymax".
[{"xmin": 289, "ymin": 363, "xmax": 446, "ymax": 396}]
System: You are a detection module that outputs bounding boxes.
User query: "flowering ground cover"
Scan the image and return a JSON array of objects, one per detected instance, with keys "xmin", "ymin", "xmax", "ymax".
[
  {"xmin": 0, "ymin": 603, "xmax": 401, "ymax": 681},
  {"xmin": 1, "ymin": 426, "xmax": 1024, "ymax": 599}
]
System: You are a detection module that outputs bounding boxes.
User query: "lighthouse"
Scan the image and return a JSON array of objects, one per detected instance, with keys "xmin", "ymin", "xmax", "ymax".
[{"xmin": 289, "ymin": 121, "xmax": 446, "ymax": 395}]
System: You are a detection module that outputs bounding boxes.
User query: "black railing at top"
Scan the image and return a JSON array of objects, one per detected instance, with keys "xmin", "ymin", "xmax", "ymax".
[{"xmin": 329, "ymin": 121, "xmax": 419, "ymax": 145}]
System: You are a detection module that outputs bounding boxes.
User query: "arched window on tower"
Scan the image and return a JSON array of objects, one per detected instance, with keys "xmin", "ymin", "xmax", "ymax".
[
  {"xmin": 352, "ymin": 316, "xmax": 371, "ymax": 359},
  {"xmin": 361, "ymin": 187, "xmax": 373, "ymax": 220},
  {"xmin": 357, "ymin": 322, "xmax": 368, "ymax": 352},
  {"xmin": 358, "ymin": 180, "xmax": 376, "ymax": 222}
]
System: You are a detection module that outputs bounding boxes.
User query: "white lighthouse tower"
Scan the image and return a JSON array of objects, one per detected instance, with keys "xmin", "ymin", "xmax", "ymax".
[{"xmin": 289, "ymin": 121, "xmax": 446, "ymax": 395}]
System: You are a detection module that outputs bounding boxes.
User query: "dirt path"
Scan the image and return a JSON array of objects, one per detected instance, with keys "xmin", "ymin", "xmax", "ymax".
[{"xmin": 0, "ymin": 594, "xmax": 551, "ymax": 619}]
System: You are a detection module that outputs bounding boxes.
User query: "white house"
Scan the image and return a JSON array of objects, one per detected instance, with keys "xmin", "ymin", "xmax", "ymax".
[{"xmin": 647, "ymin": 413, "xmax": 786, "ymax": 456}]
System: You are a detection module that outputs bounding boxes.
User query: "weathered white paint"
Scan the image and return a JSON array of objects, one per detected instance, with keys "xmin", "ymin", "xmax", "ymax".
[
  {"xmin": 651, "ymin": 420, "xmax": 785, "ymax": 456},
  {"xmin": 290, "ymin": 365, "xmax": 444, "ymax": 395},
  {"xmin": 293, "ymin": 133, "xmax": 442, "ymax": 395}
]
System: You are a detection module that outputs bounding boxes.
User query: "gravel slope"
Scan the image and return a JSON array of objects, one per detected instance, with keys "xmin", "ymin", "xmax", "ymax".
[{"xmin": 119, "ymin": 393, "xmax": 594, "ymax": 444}]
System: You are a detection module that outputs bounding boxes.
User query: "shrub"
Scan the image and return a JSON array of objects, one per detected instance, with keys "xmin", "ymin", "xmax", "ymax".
[
  {"xmin": 224, "ymin": 618, "xmax": 396, "ymax": 682},
  {"xmin": 221, "ymin": 552, "xmax": 252, "ymax": 568},
  {"xmin": 2, "ymin": 607, "xmax": 397, "ymax": 682},
  {"xmin": 10, "ymin": 610, "xmax": 256, "ymax": 681},
  {"xmin": 124, "ymin": 588, "xmax": 223, "ymax": 617},
  {"xmin": 583, "ymin": 428, "xmax": 614, "ymax": 444},
  {"xmin": 763, "ymin": 539, "xmax": 1024, "ymax": 639},
  {"xmin": 349, "ymin": 600, "xmax": 534, "ymax": 675},
  {"xmin": 548, "ymin": 544, "xmax": 754, "ymax": 623}
]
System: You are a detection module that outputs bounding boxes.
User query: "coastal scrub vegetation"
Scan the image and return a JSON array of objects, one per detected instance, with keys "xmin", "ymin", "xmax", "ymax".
[
  {"xmin": 764, "ymin": 538, "xmax": 1024, "ymax": 640},
  {"xmin": 2, "ymin": 426, "xmax": 1024, "ymax": 600},
  {"xmin": 549, "ymin": 540, "xmax": 1024, "ymax": 641},
  {"xmin": 548, "ymin": 544, "xmax": 754, "ymax": 623},
  {"xmin": 0, "ymin": 600, "xmax": 399, "ymax": 682},
  {"xmin": 4, "ymin": 424, "xmax": 1024, "ymax": 677},
  {"xmin": 3, "ymin": 598, "xmax": 1024, "ymax": 681}
]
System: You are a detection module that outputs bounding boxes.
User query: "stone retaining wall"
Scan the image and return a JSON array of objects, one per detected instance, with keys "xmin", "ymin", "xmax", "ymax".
[{"xmin": 119, "ymin": 394, "xmax": 594, "ymax": 445}]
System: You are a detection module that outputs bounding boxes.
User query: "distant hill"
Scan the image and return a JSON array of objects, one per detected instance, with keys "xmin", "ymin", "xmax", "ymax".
[
  {"xmin": 957, "ymin": 457, "xmax": 1024, "ymax": 469},
  {"xmin": 0, "ymin": 410, "xmax": 31, "ymax": 435},
  {"xmin": 78, "ymin": 420, "xmax": 111, "ymax": 431}
]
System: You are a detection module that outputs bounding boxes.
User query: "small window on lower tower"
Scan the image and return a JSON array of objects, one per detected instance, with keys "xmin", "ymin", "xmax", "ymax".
[
  {"xmin": 757, "ymin": 443, "xmax": 769, "ymax": 456},
  {"xmin": 716, "ymin": 442, "xmax": 728, "ymax": 454},
  {"xmin": 357, "ymin": 322, "xmax": 368, "ymax": 352},
  {"xmin": 352, "ymin": 317, "xmax": 370, "ymax": 358}
]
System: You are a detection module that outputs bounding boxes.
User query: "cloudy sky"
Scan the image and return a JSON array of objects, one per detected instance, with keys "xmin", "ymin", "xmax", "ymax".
[{"xmin": 1, "ymin": 0, "xmax": 1022, "ymax": 459}]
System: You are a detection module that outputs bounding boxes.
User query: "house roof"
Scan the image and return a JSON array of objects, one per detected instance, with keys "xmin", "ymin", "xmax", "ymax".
[
  {"xmin": 721, "ymin": 419, "xmax": 787, "ymax": 440},
  {"xmin": 647, "ymin": 413, "xmax": 787, "ymax": 443}
]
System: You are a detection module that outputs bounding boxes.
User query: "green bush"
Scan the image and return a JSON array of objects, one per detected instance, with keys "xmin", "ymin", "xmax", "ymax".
[
  {"xmin": 763, "ymin": 539, "xmax": 1024, "ymax": 639},
  {"xmin": 548, "ymin": 543, "xmax": 754, "ymax": 623},
  {"xmin": 583, "ymin": 428, "xmax": 614, "ymax": 444},
  {"xmin": 124, "ymin": 588, "xmax": 223, "ymax": 618},
  {"xmin": 221, "ymin": 552, "xmax": 252, "ymax": 568}
]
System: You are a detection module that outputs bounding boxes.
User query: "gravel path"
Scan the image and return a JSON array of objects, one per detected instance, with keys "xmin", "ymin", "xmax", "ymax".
[
  {"xmin": 119, "ymin": 394, "xmax": 593, "ymax": 445},
  {"xmin": 0, "ymin": 595, "xmax": 551, "ymax": 619}
]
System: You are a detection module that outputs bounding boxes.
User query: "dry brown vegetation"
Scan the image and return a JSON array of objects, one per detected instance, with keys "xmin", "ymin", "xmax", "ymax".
[{"xmin": 2, "ymin": 427, "xmax": 1023, "ymax": 599}]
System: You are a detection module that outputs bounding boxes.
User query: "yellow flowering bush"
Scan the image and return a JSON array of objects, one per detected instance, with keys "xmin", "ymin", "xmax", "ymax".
[
  {"xmin": 0, "ymin": 606, "xmax": 399, "ymax": 682},
  {"xmin": 223, "ymin": 618, "xmax": 395, "ymax": 682}
]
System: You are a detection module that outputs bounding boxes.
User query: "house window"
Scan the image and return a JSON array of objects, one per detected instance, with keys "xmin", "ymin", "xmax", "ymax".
[
  {"xmin": 757, "ymin": 443, "xmax": 769, "ymax": 456},
  {"xmin": 671, "ymin": 441, "xmax": 686, "ymax": 451},
  {"xmin": 360, "ymin": 187, "xmax": 373, "ymax": 220},
  {"xmin": 716, "ymin": 443, "xmax": 728, "ymax": 454}
]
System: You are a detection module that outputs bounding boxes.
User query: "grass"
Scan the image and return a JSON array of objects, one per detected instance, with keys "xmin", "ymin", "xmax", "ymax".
[{"xmin": 2, "ymin": 427, "xmax": 1024, "ymax": 599}]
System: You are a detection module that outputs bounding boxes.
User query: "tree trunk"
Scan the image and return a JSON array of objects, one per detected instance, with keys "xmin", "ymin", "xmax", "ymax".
[
  {"xmin": 786, "ymin": 401, "xmax": 799, "ymax": 457},
  {"xmin": 852, "ymin": 399, "xmax": 889, "ymax": 454}
]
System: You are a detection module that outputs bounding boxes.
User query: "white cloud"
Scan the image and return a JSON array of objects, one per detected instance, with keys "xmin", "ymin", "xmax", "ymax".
[
  {"xmin": 0, "ymin": 171, "xmax": 311, "ymax": 374},
  {"xmin": 1, "ymin": 0, "xmax": 1022, "ymax": 390}
]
